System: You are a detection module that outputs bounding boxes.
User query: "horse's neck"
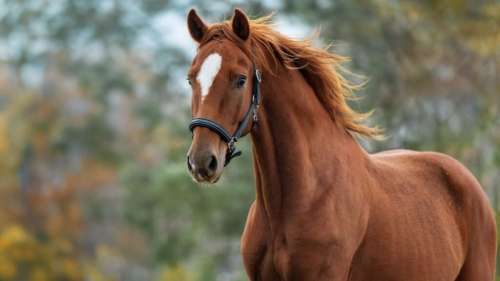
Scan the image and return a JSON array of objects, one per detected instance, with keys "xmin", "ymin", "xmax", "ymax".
[{"xmin": 250, "ymin": 67, "xmax": 369, "ymax": 231}]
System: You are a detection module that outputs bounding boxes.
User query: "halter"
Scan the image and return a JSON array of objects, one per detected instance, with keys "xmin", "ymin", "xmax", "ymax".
[{"xmin": 189, "ymin": 66, "xmax": 262, "ymax": 166}]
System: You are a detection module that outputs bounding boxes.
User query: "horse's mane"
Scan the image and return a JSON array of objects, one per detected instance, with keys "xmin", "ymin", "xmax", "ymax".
[{"xmin": 200, "ymin": 15, "xmax": 381, "ymax": 139}]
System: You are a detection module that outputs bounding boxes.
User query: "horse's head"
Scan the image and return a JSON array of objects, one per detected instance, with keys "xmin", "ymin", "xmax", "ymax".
[{"xmin": 186, "ymin": 9, "xmax": 259, "ymax": 183}]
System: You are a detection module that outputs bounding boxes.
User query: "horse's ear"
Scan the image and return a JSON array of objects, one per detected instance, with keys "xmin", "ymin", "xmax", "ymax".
[
  {"xmin": 232, "ymin": 8, "xmax": 250, "ymax": 41},
  {"xmin": 187, "ymin": 9, "xmax": 208, "ymax": 43}
]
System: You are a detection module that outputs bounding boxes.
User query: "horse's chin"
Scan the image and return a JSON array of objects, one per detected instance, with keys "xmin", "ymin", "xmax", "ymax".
[
  {"xmin": 209, "ymin": 174, "xmax": 222, "ymax": 184},
  {"xmin": 191, "ymin": 171, "xmax": 223, "ymax": 185}
]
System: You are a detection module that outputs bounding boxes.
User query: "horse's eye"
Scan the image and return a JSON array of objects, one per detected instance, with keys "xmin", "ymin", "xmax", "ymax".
[
  {"xmin": 236, "ymin": 75, "xmax": 247, "ymax": 88},
  {"xmin": 187, "ymin": 77, "xmax": 192, "ymax": 86}
]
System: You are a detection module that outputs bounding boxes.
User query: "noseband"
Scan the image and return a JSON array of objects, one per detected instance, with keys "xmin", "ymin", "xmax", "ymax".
[{"xmin": 189, "ymin": 66, "xmax": 262, "ymax": 166}]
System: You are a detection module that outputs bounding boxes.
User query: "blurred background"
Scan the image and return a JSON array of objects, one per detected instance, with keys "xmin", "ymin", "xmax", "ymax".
[{"xmin": 0, "ymin": 0, "xmax": 498, "ymax": 280}]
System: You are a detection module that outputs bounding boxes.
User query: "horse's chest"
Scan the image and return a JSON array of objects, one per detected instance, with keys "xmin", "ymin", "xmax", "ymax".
[
  {"xmin": 242, "ymin": 226, "xmax": 293, "ymax": 280},
  {"xmin": 255, "ymin": 234, "xmax": 290, "ymax": 281},
  {"xmin": 271, "ymin": 235, "xmax": 290, "ymax": 276},
  {"xmin": 242, "ymin": 208, "xmax": 338, "ymax": 280}
]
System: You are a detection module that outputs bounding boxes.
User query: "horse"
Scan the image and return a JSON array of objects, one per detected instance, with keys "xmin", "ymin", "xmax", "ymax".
[{"xmin": 185, "ymin": 8, "xmax": 496, "ymax": 281}]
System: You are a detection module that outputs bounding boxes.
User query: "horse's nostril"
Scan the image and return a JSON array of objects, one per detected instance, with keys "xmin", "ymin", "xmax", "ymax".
[
  {"xmin": 187, "ymin": 156, "xmax": 193, "ymax": 171},
  {"xmin": 208, "ymin": 155, "xmax": 218, "ymax": 171}
]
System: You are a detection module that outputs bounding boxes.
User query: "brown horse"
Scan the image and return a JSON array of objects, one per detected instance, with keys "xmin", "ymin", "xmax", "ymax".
[{"xmin": 185, "ymin": 9, "xmax": 496, "ymax": 281}]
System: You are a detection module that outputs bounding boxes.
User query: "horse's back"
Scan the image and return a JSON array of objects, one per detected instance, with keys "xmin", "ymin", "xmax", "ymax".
[
  {"xmin": 373, "ymin": 149, "xmax": 487, "ymax": 199},
  {"xmin": 372, "ymin": 149, "xmax": 493, "ymax": 219},
  {"xmin": 351, "ymin": 150, "xmax": 496, "ymax": 281}
]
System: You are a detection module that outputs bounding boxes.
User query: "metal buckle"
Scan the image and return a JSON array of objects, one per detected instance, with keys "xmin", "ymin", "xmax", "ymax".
[
  {"xmin": 255, "ymin": 69, "xmax": 262, "ymax": 83},
  {"xmin": 228, "ymin": 138, "xmax": 236, "ymax": 151},
  {"xmin": 252, "ymin": 106, "xmax": 259, "ymax": 123}
]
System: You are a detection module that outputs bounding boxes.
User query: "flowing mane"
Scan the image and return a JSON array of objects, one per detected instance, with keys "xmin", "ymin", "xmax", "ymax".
[{"xmin": 198, "ymin": 15, "xmax": 381, "ymax": 138}]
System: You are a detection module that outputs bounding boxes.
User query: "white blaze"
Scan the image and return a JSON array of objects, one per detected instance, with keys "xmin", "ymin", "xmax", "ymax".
[{"xmin": 197, "ymin": 53, "xmax": 222, "ymax": 100}]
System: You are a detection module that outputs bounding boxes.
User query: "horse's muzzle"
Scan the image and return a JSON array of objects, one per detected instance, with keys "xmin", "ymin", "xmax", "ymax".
[{"xmin": 187, "ymin": 151, "xmax": 222, "ymax": 183}]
